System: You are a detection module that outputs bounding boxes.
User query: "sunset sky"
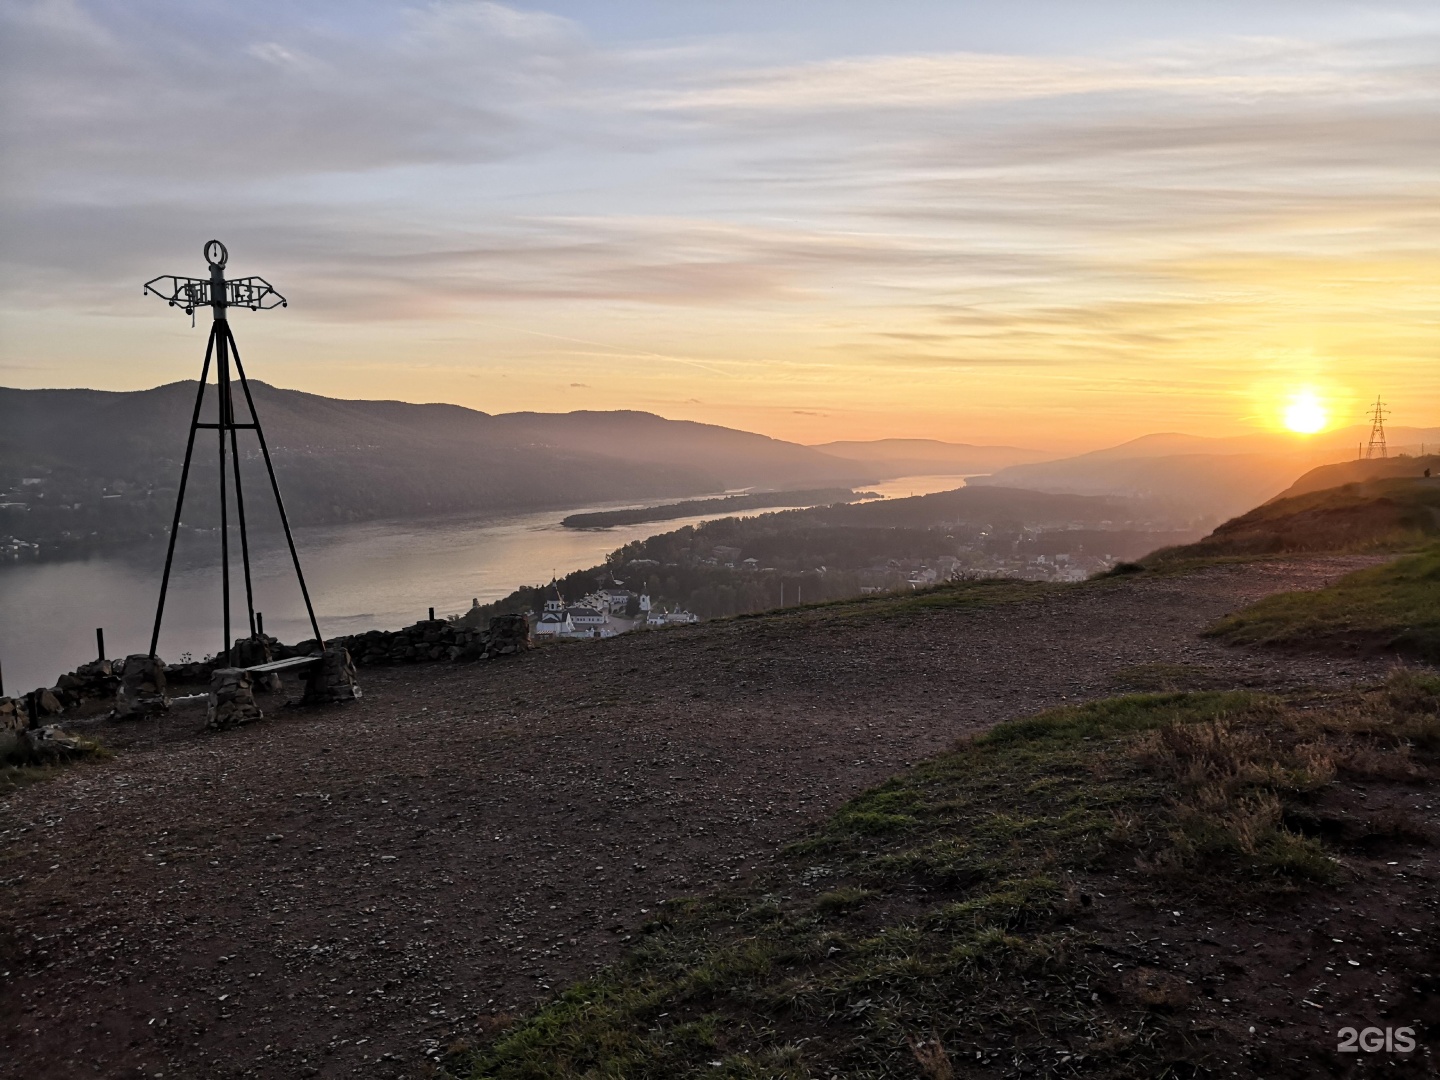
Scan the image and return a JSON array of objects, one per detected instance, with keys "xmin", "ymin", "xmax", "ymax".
[{"xmin": 2, "ymin": 0, "xmax": 1437, "ymax": 449}]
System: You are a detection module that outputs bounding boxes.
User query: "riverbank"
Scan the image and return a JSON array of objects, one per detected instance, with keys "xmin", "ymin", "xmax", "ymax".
[{"xmin": 0, "ymin": 477, "xmax": 975, "ymax": 696}]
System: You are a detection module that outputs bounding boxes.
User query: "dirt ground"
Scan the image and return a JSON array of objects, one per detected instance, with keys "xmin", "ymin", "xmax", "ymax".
[{"xmin": 0, "ymin": 557, "xmax": 1413, "ymax": 1079}]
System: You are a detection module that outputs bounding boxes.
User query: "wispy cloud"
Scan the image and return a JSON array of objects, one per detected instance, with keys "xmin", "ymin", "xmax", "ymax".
[{"xmin": 1, "ymin": 2, "xmax": 1438, "ymax": 442}]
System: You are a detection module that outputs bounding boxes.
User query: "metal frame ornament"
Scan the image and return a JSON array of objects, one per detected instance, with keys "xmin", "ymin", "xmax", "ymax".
[{"xmin": 143, "ymin": 241, "xmax": 322, "ymax": 662}]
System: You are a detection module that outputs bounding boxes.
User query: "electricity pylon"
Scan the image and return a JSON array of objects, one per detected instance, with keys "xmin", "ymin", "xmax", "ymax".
[{"xmin": 1364, "ymin": 396, "xmax": 1389, "ymax": 460}]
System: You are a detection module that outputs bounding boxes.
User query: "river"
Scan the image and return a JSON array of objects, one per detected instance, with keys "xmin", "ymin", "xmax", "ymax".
[{"xmin": 0, "ymin": 474, "xmax": 969, "ymax": 694}]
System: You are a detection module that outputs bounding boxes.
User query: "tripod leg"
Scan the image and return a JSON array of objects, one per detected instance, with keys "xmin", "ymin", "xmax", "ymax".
[
  {"xmin": 226, "ymin": 326, "xmax": 324, "ymax": 647},
  {"xmin": 149, "ymin": 327, "xmax": 215, "ymax": 658},
  {"xmin": 217, "ymin": 329, "xmax": 231, "ymax": 664},
  {"xmin": 229, "ymin": 423, "xmax": 258, "ymax": 639}
]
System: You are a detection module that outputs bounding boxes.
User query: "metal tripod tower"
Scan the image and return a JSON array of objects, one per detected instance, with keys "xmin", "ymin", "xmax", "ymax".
[
  {"xmin": 1364, "ymin": 396, "xmax": 1389, "ymax": 460},
  {"xmin": 143, "ymin": 240, "xmax": 323, "ymax": 662}
]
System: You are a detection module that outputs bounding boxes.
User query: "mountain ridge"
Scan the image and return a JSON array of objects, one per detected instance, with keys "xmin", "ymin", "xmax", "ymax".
[
  {"xmin": 970, "ymin": 424, "xmax": 1440, "ymax": 522},
  {"xmin": 0, "ymin": 382, "xmax": 884, "ymax": 548},
  {"xmin": 809, "ymin": 437, "xmax": 1052, "ymax": 474}
]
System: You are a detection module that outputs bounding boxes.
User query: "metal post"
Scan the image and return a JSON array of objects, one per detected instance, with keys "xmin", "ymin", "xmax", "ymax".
[
  {"xmin": 228, "ymin": 328, "xmax": 323, "ymax": 647},
  {"xmin": 229, "ymin": 423, "xmax": 258, "ymax": 639},
  {"xmin": 96, "ymin": 628, "xmax": 105, "ymax": 663},
  {"xmin": 149, "ymin": 328, "xmax": 215, "ymax": 657},
  {"xmin": 429, "ymin": 607, "xmax": 435, "ymax": 622},
  {"xmin": 256, "ymin": 611, "xmax": 264, "ymax": 637}
]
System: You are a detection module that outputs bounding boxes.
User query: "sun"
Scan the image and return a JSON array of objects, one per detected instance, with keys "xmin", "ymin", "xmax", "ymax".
[{"xmin": 1283, "ymin": 389, "xmax": 1328, "ymax": 434}]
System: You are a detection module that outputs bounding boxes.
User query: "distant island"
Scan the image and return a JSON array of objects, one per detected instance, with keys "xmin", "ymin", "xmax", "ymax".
[{"xmin": 560, "ymin": 488, "xmax": 876, "ymax": 529}]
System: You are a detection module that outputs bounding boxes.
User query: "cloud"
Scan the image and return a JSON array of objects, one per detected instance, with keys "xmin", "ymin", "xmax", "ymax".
[
  {"xmin": 2, "ymin": 3, "xmax": 1438, "ymax": 437},
  {"xmin": 0, "ymin": 0, "xmax": 599, "ymax": 194},
  {"xmin": 645, "ymin": 34, "xmax": 1440, "ymax": 116}
]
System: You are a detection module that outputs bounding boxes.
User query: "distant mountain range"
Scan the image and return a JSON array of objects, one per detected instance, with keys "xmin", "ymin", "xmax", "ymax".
[
  {"xmin": 0, "ymin": 387, "xmax": 1065, "ymax": 543},
  {"xmin": 970, "ymin": 426, "xmax": 1440, "ymax": 524},
  {"xmin": 4, "ymin": 380, "xmax": 1434, "ymax": 552},
  {"xmin": 809, "ymin": 438, "xmax": 1051, "ymax": 475},
  {"xmin": 1, "ymin": 383, "xmax": 898, "ymax": 551},
  {"xmin": 1, "ymin": 383, "xmax": 876, "ymax": 507}
]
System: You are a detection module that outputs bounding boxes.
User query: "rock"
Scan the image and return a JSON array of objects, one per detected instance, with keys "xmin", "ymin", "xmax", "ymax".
[
  {"xmin": 75, "ymin": 658, "xmax": 113, "ymax": 680},
  {"xmin": 302, "ymin": 648, "xmax": 362, "ymax": 705},
  {"xmin": 487, "ymin": 614, "xmax": 532, "ymax": 655},
  {"xmin": 112, "ymin": 654, "xmax": 170, "ymax": 720},
  {"xmin": 31, "ymin": 688, "xmax": 64, "ymax": 717},
  {"xmin": 228, "ymin": 634, "xmax": 272, "ymax": 668},
  {"xmin": 20, "ymin": 724, "xmax": 96, "ymax": 762},
  {"xmin": 0, "ymin": 698, "xmax": 26, "ymax": 762},
  {"xmin": 207, "ymin": 667, "xmax": 264, "ymax": 730}
]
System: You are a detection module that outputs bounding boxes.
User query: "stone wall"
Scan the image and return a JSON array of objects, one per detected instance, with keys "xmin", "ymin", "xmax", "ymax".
[
  {"xmin": 53, "ymin": 660, "xmax": 119, "ymax": 707},
  {"xmin": 113, "ymin": 654, "xmax": 169, "ymax": 720},
  {"xmin": 301, "ymin": 648, "xmax": 362, "ymax": 705},
  {"xmin": 13, "ymin": 615, "xmax": 533, "ymax": 718},
  {"xmin": 207, "ymin": 668, "xmax": 264, "ymax": 730},
  {"xmin": 322, "ymin": 613, "xmax": 531, "ymax": 668},
  {"xmin": 0, "ymin": 698, "xmax": 23, "ymax": 762}
]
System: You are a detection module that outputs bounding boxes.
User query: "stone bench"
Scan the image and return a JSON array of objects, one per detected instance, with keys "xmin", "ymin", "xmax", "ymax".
[
  {"xmin": 243, "ymin": 655, "xmax": 321, "ymax": 675},
  {"xmin": 244, "ymin": 649, "xmax": 361, "ymax": 705}
]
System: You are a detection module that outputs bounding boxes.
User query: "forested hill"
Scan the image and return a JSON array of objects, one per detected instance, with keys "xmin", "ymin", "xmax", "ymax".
[{"xmin": 0, "ymin": 383, "xmax": 882, "ymax": 551}]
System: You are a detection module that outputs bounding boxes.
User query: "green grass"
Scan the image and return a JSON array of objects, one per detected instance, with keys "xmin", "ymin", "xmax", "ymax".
[
  {"xmin": 451, "ymin": 674, "xmax": 1440, "ymax": 1080},
  {"xmin": 1206, "ymin": 543, "xmax": 1440, "ymax": 662}
]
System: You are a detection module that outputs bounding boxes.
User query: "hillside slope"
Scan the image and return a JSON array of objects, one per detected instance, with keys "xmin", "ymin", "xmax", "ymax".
[
  {"xmin": 1272, "ymin": 453, "xmax": 1440, "ymax": 501},
  {"xmin": 0, "ymin": 555, "xmax": 1416, "ymax": 1080},
  {"xmin": 462, "ymin": 675, "xmax": 1440, "ymax": 1080},
  {"xmin": 1207, "ymin": 543, "xmax": 1440, "ymax": 661},
  {"xmin": 1147, "ymin": 476, "xmax": 1440, "ymax": 563}
]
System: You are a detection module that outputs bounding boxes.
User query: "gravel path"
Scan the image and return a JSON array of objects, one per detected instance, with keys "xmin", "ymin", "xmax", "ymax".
[{"xmin": 0, "ymin": 556, "xmax": 1401, "ymax": 1079}]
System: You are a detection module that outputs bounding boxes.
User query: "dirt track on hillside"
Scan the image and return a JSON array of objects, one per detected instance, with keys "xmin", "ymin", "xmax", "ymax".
[{"xmin": 0, "ymin": 557, "xmax": 1403, "ymax": 1079}]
